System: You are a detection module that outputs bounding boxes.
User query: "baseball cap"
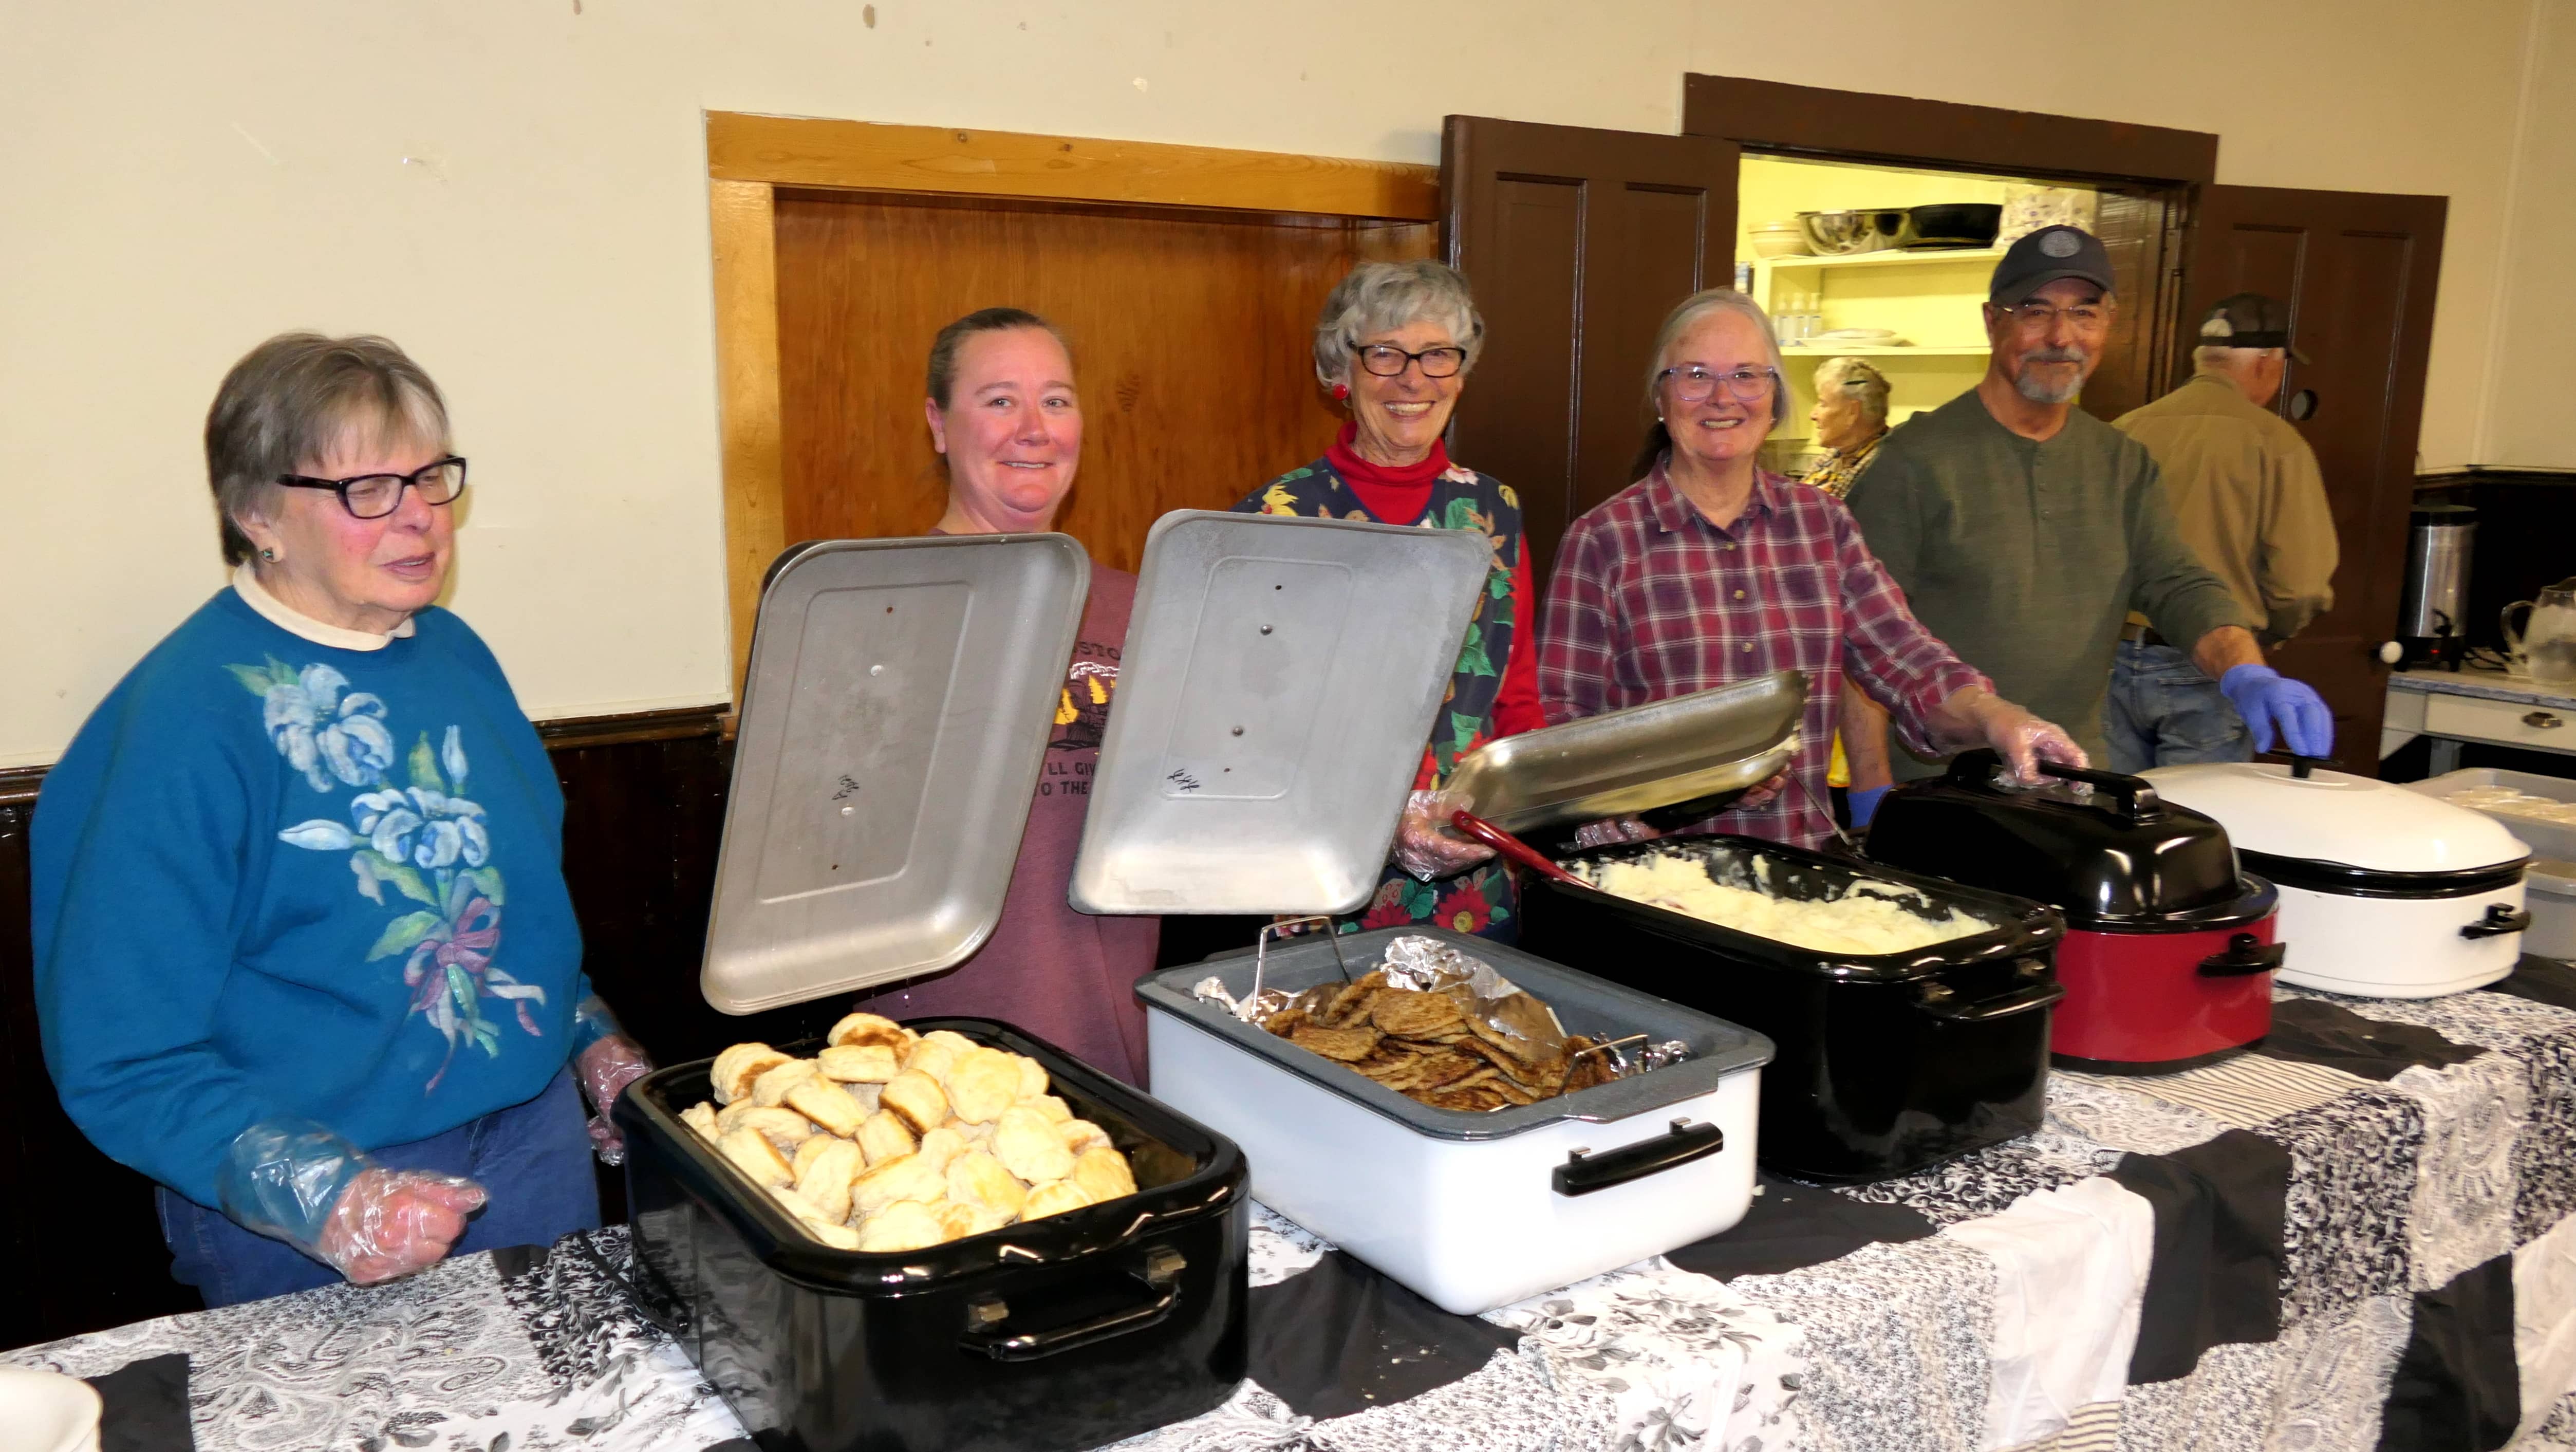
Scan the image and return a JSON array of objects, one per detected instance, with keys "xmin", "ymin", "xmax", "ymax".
[
  {"xmin": 2198, "ymin": 292, "xmax": 2310, "ymax": 363},
  {"xmin": 1989, "ymin": 226, "xmax": 2115, "ymax": 306}
]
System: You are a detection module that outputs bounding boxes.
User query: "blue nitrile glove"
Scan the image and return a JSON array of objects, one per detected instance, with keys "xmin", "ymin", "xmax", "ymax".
[
  {"xmin": 216, "ymin": 1119, "xmax": 485, "ymax": 1284},
  {"xmin": 1847, "ymin": 785, "xmax": 1892, "ymax": 827},
  {"xmin": 2219, "ymin": 664, "xmax": 2335, "ymax": 757}
]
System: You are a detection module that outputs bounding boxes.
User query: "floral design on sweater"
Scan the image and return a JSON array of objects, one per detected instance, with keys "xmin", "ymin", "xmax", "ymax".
[{"xmin": 236, "ymin": 657, "xmax": 542, "ymax": 1092}]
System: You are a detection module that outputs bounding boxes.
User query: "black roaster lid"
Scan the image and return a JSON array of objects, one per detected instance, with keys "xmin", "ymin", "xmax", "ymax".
[{"xmin": 1866, "ymin": 751, "xmax": 2250, "ymax": 929}]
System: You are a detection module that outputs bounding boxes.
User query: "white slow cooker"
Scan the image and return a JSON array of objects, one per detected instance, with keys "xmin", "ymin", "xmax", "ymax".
[{"xmin": 2144, "ymin": 760, "xmax": 2534, "ymax": 998}]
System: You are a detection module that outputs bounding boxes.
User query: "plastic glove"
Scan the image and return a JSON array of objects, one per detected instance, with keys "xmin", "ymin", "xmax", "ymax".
[
  {"xmin": 571, "ymin": 996, "xmax": 654, "ymax": 1166},
  {"xmin": 1391, "ymin": 788, "xmax": 1497, "ymax": 882},
  {"xmin": 216, "ymin": 1119, "xmax": 485, "ymax": 1285},
  {"xmin": 1571, "ymin": 816, "xmax": 1663, "ymax": 850},
  {"xmin": 1732, "ymin": 767, "xmax": 1790, "ymax": 812},
  {"xmin": 2219, "ymin": 664, "xmax": 2335, "ymax": 757},
  {"xmin": 1847, "ymin": 784, "xmax": 1892, "ymax": 827},
  {"xmin": 1966, "ymin": 695, "xmax": 2087, "ymax": 785}
]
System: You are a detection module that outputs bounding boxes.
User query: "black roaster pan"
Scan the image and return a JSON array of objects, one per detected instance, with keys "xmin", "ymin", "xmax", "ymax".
[
  {"xmin": 613, "ymin": 1017, "xmax": 1249, "ymax": 1452},
  {"xmin": 1517, "ymin": 835, "xmax": 2065, "ymax": 1184}
]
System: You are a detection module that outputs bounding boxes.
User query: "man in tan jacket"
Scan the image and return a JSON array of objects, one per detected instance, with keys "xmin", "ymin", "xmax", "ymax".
[{"xmin": 2105, "ymin": 293, "xmax": 2339, "ymax": 772}]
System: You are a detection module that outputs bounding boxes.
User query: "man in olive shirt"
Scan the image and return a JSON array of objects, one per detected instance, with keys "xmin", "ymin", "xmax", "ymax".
[
  {"xmin": 1842, "ymin": 227, "xmax": 2332, "ymax": 797},
  {"xmin": 2104, "ymin": 293, "xmax": 2339, "ymax": 771}
]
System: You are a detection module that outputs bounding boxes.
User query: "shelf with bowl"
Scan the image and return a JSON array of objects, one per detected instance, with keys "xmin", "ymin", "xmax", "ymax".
[
  {"xmin": 1752, "ymin": 246, "xmax": 2005, "ymax": 273},
  {"xmin": 1779, "ymin": 343, "xmax": 1988, "ymax": 357}
]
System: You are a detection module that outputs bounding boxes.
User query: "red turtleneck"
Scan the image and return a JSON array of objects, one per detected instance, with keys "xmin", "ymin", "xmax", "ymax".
[{"xmin": 1327, "ymin": 425, "xmax": 1544, "ymax": 739}]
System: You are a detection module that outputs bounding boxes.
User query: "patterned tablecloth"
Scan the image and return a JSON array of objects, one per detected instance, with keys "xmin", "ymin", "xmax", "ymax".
[{"xmin": 13, "ymin": 962, "xmax": 2576, "ymax": 1452}]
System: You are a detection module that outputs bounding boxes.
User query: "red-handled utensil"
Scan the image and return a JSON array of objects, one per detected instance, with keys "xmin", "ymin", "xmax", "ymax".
[{"xmin": 1449, "ymin": 810, "xmax": 1588, "ymax": 888}]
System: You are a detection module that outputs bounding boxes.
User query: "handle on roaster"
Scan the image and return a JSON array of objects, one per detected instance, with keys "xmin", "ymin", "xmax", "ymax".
[
  {"xmin": 2036, "ymin": 760, "xmax": 2164, "ymax": 824},
  {"xmin": 1910, "ymin": 978, "xmax": 2068, "ymax": 1023},
  {"xmin": 2461, "ymin": 904, "xmax": 2533, "ymax": 940},
  {"xmin": 1450, "ymin": 810, "xmax": 1588, "ymax": 887},
  {"xmin": 1553, "ymin": 1118, "xmax": 1727, "ymax": 1197},
  {"xmin": 2197, "ymin": 932, "xmax": 2286, "ymax": 977},
  {"xmin": 959, "ymin": 1245, "xmax": 1189, "ymax": 1362}
]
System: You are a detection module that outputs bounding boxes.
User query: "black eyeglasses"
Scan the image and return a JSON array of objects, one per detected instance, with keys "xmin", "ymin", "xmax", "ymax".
[
  {"xmin": 275, "ymin": 457, "xmax": 468, "ymax": 519},
  {"xmin": 1657, "ymin": 365, "xmax": 1779, "ymax": 404},
  {"xmin": 1352, "ymin": 343, "xmax": 1468, "ymax": 378}
]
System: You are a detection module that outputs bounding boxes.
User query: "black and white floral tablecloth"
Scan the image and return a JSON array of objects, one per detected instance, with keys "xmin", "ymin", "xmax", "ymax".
[{"xmin": 13, "ymin": 962, "xmax": 2576, "ymax": 1452}]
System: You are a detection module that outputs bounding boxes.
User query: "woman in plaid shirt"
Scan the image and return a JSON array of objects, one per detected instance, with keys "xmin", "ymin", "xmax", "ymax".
[{"xmin": 1537, "ymin": 289, "xmax": 2083, "ymax": 849}]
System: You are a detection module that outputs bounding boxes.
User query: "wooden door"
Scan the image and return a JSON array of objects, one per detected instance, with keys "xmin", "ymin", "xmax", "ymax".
[
  {"xmin": 772, "ymin": 192, "xmax": 1433, "ymax": 573},
  {"xmin": 1440, "ymin": 117, "xmax": 1739, "ymax": 588},
  {"xmin": 2180, "ymin": 184, "xmax": 2446, "ymax": 776}
]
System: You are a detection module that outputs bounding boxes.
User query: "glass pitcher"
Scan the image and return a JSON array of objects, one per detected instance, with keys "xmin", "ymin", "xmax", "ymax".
[{"xmin": 2502, "ymin": 578, "xmax": 2576, "ymax": 686}]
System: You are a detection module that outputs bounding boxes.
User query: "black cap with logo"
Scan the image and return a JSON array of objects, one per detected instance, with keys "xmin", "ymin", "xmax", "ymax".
[
  {"xmin": 2198, "ymin": 292, "xmax": 2310, "ymax": 363},
  {"xmin": 1988, "ymin": 225, "xmax": 2116, "ymax": 306}
]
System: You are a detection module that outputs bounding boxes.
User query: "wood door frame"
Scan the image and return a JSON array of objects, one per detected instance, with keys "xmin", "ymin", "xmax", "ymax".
[
  {"xmin": 1681, "ymin": 76, "xmax": 2218, "ymax": 185},
  {"xmin": 702, "ymin": 112, "xmax": 1441, "ymax": 700}
]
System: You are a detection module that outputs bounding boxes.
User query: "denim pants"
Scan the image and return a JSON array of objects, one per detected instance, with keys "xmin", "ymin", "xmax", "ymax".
[
  {"xmin": 156, "ymin": 1067, "xmax": 601, "ymax": 1307},
  {"xmin": 2104, "ymin": 639, "xmax": 2254, "ymax": 775}
]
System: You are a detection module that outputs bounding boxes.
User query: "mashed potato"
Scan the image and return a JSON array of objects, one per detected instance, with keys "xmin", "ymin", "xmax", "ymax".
[{"xmin": 1577, "ymin": 853, "xmax": 1991, "ymax": 954}]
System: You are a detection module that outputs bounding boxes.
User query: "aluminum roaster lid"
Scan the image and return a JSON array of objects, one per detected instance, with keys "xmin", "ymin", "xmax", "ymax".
[
  {"xmin": 1072, "ymin": 511, "xmax": 1490, "ymax": 915},
  {"xmin": 702, "ymin": 535, "xmax": 1089, "ymax": 1013},
  {"xmin": 1442, "ymin": 671, "xmax": 1806, "ymax": 833}
]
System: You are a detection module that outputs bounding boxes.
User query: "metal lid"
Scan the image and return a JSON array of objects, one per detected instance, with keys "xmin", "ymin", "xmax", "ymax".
[
  {"xmin": 2410, "ymin": 504, "xmax": 2476, "ymax": 525},
  {"xmin": 2144, "ymin": 760, "xmax": 2531, "ymax": 876},
  {"xmin": 701, "ymin": 536, "xmax": 1089, "ymax": 1014},
  {"xmin": 1071, "ymin": 511, "xmax": 1490, "ymax": 915},
  {"xmin": 1443, "ymin": 671, "xmax": 1804, "ymax": 833}
]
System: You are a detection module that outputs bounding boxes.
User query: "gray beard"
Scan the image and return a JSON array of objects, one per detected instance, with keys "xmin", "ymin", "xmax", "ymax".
[{"xmin": 2013, "ymin": 371, "xmax": 2084, "ymax": 404}]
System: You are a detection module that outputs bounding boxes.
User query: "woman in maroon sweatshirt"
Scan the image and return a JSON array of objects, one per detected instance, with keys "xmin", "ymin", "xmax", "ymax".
[{"xmin": 845, "ymin": 308, "xmax": 1160, "ymax": 1085}]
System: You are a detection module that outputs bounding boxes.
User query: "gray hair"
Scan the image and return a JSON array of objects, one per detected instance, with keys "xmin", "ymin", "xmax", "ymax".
[
  {"xmin": 2192, "ymin": 343, "xmax": 2282, "ymax": 372},
  {"xmin": 204, "ymin": 333, "xmax": 449, "ymax": 566},
  {"xmin": 1815, "ymin": 356, "xmax": 1892, "ymax": 426},
  {"xmin": 1627, "ymin": 288, "xmax": 1791, "ymax": 481},
  {"xmin": 1311, "ymin": 260, "xmax": 1485, "ymax": 387}
]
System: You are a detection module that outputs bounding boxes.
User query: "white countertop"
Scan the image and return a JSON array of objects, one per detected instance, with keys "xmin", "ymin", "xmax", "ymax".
[{"xmin": 2389, "ymin": 663, "xmax": 2576, "ymax": 712}]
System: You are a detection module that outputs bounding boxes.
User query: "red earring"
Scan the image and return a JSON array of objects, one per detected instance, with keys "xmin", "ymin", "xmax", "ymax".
[{"xmin": 1331, "ymin": 382, "xmax": 1350, "ymax": 400}]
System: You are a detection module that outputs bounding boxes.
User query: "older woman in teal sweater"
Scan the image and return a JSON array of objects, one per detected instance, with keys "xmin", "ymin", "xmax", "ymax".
[{"xmin": 33, "ymin": 334, "xmax": 649, "ymax": 1305}]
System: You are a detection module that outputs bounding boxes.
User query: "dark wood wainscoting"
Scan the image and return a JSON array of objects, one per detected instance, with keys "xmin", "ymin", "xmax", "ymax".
[{"xmin": 0, "ymin": 702, "xmax": 805, "ymax": 1350}]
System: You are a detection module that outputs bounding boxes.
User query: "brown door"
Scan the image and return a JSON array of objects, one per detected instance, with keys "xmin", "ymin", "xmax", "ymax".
[
  {"xmin": 1440, "ymin": 117, "xmax": 1739, "ymax": 589},
  {"xmin": 2180, "ymin": 184, "xmax": 2446, "ymax": 776}
]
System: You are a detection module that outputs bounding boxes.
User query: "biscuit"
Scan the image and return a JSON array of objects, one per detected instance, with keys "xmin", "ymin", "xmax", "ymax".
[
  {"xmin": 856, "ymin": 1109, "xmax": 916, "ymax": 1167},
  {"xmin": 751, "ymin": 1057, "xmax": 820, "ymax": 1108},
  {"xmin": 769, "ymin": 1184, "xmax": 828, "ymax": 1223},
  {"xmin": 719, "ymin": 1126, "xmax": 794, "ymax": 1187},
  {"xmin": 817, "ymin": 1044, "xmax": 899, "ymax": 1084},
  {"xmin": 937, "ymin": 1200, "xmax": 1011, "ymax": 1243},
  {"xmin": 826, "ymin": 1012, "xmax": 910, "ymax": 1052},
  {"xmin": 914, "ymin": 1125, "xmax": 968, "ymax": 1173},
  {"xmin": 993, "ymin": 1105, "xmax": 1076, "ymax": 1185},
  {"xmin": 1019, "ymin": 1094, "xmax": 1073, "ymax": 1125},
  {"xmin": 732, "ymin": 1106, "xmax": 816, "ymax": 1155},
  {"xmin": 880, "ymin": 1070, "xmax": 950, "ymax": 1135},
  {"xmin": 1058, "ymin": 1119, "xmax": 1112, "ymax": 1156},
  {"xmin": 714, "ymin": 1100, "xmax": 757, "ymax": 1136},
  {"xmin": 795, "ymin": 1137, "xmax": 863, "ymax": 1224},
  {"xmin": 945, "ymin": 1148, "xmax": 1029, "ymax": 1220},
  {"xmin": 807, "ymin": 1219, "xmax": 862, "ymax": 1251},
  {"xmin": 856, "ymin": 1199, "xmax": 946, "ymax": 1253},
  {"xmin": 852, "ymin": 1151, "xmax": 946, "ymax": 1217},
  {"xmin": 791, "ymin": 1131, "xmax": 843, "ymax": 1181},
  {"xmin": 1020, "ymin": 1179, "xmax": 1092, "ymax": 1221},
  {"xmin": 901, "ymin": 1037, "xmax": 967, "ymax": 1084},
  {"xmin": 1070, "ymin": 1146, "xmax": 1137, "ymax": 1203},
  {"xmin": 942, "ymin": 1047, "xmax": 1022, "ymax": 1126},
  {"xmin": 711, "ymin": 1043, "xmax": 793, "ymax": 1105},
  {"xmin": 784, "ymin": 1078, "xmax": 868, "ymax": 1138},
  {"xmin": 1014, "ymin": 1055, "xmax": 1049, "ymax": 1100},
  {"xmin": 680, "ymin": 1102, "xmax": 720, "ymax": 1141}
]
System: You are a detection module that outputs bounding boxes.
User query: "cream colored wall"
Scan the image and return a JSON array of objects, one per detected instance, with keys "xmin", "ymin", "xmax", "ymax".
[
  {"xmin": 2479, "ymin": 0, "xmax": 2576, "ymax": 469},
  {"xmin": 0, "ymin": 0, "xmax": 2551, "ymax": 765}
]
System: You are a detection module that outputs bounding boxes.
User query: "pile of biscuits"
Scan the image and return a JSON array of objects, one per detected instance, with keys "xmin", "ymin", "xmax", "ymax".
[
  {"xmin": 1259, "ymin": 970, "xmax": 1618, "ymax": 1110},
  {"xmin": 676, "ymin": 1014, "xmax": 1138, "ymax": 1253}
]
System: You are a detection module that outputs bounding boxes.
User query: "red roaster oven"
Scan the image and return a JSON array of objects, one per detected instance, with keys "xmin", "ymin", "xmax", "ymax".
[{"xmin": 1864, "ymin": 751, "xmax": 2281, "ymax": 1073}]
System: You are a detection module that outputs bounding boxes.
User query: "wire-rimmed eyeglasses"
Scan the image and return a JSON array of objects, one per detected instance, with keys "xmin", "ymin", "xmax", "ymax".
[
  {"xmin": 274, "ymin": 457, "xmax": 468, "ymax": 519},
  {"xmin": 1657, "ymin": 365, "xmax": 1779, "ymax": 404}
]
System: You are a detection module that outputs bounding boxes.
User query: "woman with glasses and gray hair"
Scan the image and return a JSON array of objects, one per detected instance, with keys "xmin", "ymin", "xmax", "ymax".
[
  {"xmin": 1227, "ymin": 259, "xmax": 1542, "ymax": 940},
  {"xmin": 1801, "ymin": 356, "xmax": 1893, "ymax": 499},
  {"xmin": 32, "ymin": 333, "xmax": 650, "ymax": 1305},
  {"xmin": 1538, "ymin": 289, "xmax": 2081, "ymax": 849}
]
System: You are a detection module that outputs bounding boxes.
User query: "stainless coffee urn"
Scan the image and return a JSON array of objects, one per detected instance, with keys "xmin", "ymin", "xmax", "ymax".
[{"xmin": 2395, "ymin": 503, "xmax": 2476, "ymax": 669}]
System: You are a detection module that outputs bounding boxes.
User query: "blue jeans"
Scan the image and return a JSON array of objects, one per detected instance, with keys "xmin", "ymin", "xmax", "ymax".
[
  {"xmin": 156, "ymin": 1068, "xmax": 601, "ymax": 1307},
  {"xmin": 2105, "ymin": 639, "xmax": 2254, "ymax": 775}
]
